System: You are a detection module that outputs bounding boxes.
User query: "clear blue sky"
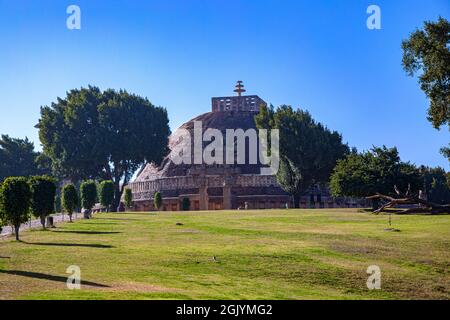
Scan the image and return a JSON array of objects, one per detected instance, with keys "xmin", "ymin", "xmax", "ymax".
[{"xmin": 0, "ymin": 0, "xmax": 449, "ymax": 169}]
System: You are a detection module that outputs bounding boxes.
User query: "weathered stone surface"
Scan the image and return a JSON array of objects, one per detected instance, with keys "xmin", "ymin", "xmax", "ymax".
[{"xmin": 129, "ymin": 91, "xmax": 367, "ymax": 211}]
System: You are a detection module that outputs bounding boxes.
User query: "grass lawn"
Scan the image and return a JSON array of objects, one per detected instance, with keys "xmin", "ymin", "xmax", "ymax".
[{"xmin": 0, "ymin": 209, "xmax": 449, "ymax": 300}]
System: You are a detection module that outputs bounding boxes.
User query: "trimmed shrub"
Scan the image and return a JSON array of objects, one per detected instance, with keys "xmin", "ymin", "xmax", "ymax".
[
  {"xmin": 29, "ymin": 176, "xmax": 57, "ymax": 229},
  {"xmin": 124, "ymin": 188, "xmax": 133, "ymax": 210},
  {"xmin": 154, "ymin": 191, "xmax": 162, "ymax": 211},
  {"xmin": 54, "ymin": 193, "xmax": 61, "ymax": 214},
  {"xmin": 80, "ymin": 180, "xmax": 97, "ymax": 215},
  {"xmin": 0, "ymin": 177, "xmax": 32, "ymax": 240},
  {"xmin": 181, "ymin": 197, "xmax": 190, "ymax": 211},
  {"xmin": 62, "ymin": 184, "xmax": 78, "ymax": 222},
  {"xmin": 99, "ymin": 180, "xmax": 114, "ymax": 212}
]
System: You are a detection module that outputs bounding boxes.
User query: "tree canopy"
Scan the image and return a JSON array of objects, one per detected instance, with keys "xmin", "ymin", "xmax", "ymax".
[
  {"xmin": 402, "ymin": 17, "xmax": 450, "ymax": 130},
  {"xmin": 255, "ymin": 105, "xmax": 349, "ymax": 207},
  {"xmin": 37, "ymin": 86, "xmax": 170, "ymax": 210},
  {"xmin": 330, "ymin": 146, "xmax": 422, "ymax": 199},
  {"xmin": 0, "ymin": 135, "xmax": 50, "ymax": 182},
  {"xmin": 419, "ymin": 166, "xmax": 450, "ymax": 204}
]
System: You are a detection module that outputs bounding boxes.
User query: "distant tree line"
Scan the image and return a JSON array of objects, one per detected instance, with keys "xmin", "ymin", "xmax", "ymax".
[
  {"xmin": 330, "ymin": 146, "xmax": 450, "ymax": 211},
  {"xmin": 0, "ymin": 135, "xmax": 51, "ymax": 182},
  {"xmin": 256, "ymin": 105, "xmax": 450, "ymax": 212}
]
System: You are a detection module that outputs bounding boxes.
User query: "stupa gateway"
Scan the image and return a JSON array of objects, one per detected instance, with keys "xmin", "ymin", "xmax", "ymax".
[{"xmin": 128, "ymin": 82, "xmax": 350, "ymax": 211}]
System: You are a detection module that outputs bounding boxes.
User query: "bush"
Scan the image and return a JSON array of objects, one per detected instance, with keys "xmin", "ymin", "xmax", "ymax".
[
  {"xmin": 181, "ymin": 197, "xmax": 190, "ymax": 211},
  {"xmin": 0, "ymin": 177, "xmax": 32, "ymax": 240},
  {"xmin": 99, "ymin": 180, "xmax": 114, "ymax": 212},
  {"xmin": 62, "ymin": 184, "xmax": 78, "ymax": 222},
  {"xmin": 124, "ymin": 188, "xmax": 133, "ymax": 209},
  {"xmin": 154, "ymin": 191, "xmax": 162, "ymax": 210},
  {"xmin": 80, "ymin": 180, "xmax": 97, "ymax": 213},
  {"xmin": 54, "ymin": 193, "xmax": 61, "ymax": 214},
  {"xmin": 29, "ymin": 176, "xmax": 56, "ymax": 229}
]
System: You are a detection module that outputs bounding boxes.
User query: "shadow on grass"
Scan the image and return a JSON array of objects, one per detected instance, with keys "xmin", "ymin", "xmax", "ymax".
[
  {"xmin": 52, "ymin": 231, "xmax": 121, "ymax": 235},
  {"xmin": 96, "ymin": 217, "xmax": 146, "ymax": 221},
  {"xmin": 22, "ymin": 241, "xmax": 114, "ymax": 248},
  {"xmin": 0, "ymin": 270, "xmax": 110, "ymax": 288},
  {"xmin": 113, "ymin": 212, "xmax": 157, "ymax": 216},
  {"xmin": 359, "ymin": 208, "xmax": 449, "ymax": 215},
  {"xmin": 83, "ymin": 222, "xmax": 118, "ymax": 225},
  {"xmin": 0, "ymin": 256, "xmax": 10, "ymax": 259}
]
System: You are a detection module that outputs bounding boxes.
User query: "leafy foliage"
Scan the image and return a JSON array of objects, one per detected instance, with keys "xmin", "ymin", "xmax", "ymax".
[
  {"xmin": 124, "ymin": 188, "xmax": 133, "ymax": 209},
  {"xmin": 0, "ymin": 177, "xmax": 32, "ymax": 240},
  {"xmin": 255, "ymin": 105, "xmax": 349, "ymax": 207},
  {"xmin": 330, "ymin": 146, "xmax": 422, "ymax": 199},
  {"xmin": 80, "ymin": 180, "xmax": 97, "ymax": 211},
  {"xmin": 54, "ymin": 193, "xmax": 61, "ymax": 214},
  {"xmin": 29, "ymin": 175, "xmax": 57, "ymax": 229},
  {"xmin": 99, "ymin": 180, "xmax": 114, "ymax": 211},
  {"xmin": 440, "ymin": 145, "xmax": 450, "ymax": 162},
  {"xmin": 0, "ymin": 135, "xmax": 51, "ymax": 182},
  {"xmin": 154, "ymin": 191, "xmax": 162, "ymax": 210},
  {"xmin": 402, "ymin": 17, "xmax": 450, "ymax": 130},
  {"xmin": 37, "ymin": 86, "xmax": 170, "ymax": 210},
  {"xmin": 62, "ymin": 184, "xmax": 78, "ymax": 221},
  {"xmin": 419, "ymin": 166, "xmax": 450, "ymax": 204}
]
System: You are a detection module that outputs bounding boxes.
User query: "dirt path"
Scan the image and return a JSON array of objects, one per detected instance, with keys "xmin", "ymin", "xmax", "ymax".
[{"xmin": 0, "ymin": 212, "xmax": 84, "ymax": 238}]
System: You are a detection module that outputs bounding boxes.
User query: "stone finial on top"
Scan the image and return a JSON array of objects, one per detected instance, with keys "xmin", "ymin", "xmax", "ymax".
[
  {"xmin": 233, "ymin": 80, "xmax": 246, "ymax": 97},
  {"xmin": 211, "ymin": 81, "xmax": 266, "ymax": 112}
]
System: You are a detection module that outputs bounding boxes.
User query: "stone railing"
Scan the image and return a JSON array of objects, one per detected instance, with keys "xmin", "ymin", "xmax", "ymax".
[{"xmin": 129, "ymin": 174, "xmax": 279, "ymax": 201}]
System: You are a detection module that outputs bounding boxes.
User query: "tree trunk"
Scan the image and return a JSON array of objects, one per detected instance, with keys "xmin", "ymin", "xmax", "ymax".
[
  {"xmin": 40, "ymin": 215, "xmax": 46, "ymax": 230},
  {"xmin": 69, "ymin": 213, "xmax": 73, "ymax": 222},
  {"xmin": 293, "ymin": 194, "xmax": 300, "ymax": 208},
  {"xmin": 367, "ymin": 193, "xmax": 450, "ymax": 214},
  {"xmin": 14, "ymin": 225, "xmax": 20, "ymax": 241},
  {"xmin": 112, "ymin": 180, "xmax": 121, "ymax": 212}
]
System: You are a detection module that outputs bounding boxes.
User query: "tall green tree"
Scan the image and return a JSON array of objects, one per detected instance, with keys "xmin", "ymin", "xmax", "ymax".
[
  {"xmin": 99, "ymin": 180, "xmax": 114, "ymax": 212},
  {"xmin": 29, "ymin": 176, "xmax": 57, "ymax": 229},
  {"xmin": 330, "ymin": 146, "xmax": 422, "ymax": 207},
  {"xmin": 402, "ymin": 17, "xmax": 450, "ymax": 130},
  {"xmin": 255, "ymin": 105, "xmax": 349, "ymax": 207},
  {"xmin": 37, "ymin": 86, "xmax": 170, "ymax": 210},
  {"xmin": 80, "ymin": 180, "xmax": 97, "ymax": 217},
  {"xmin": 0, "ymin": 135, "xmax": 50, "ymax": 182},
  {"xmin": 62, "ymin": 184, "xmax": 78, "ymax": 222},
  {"xmin": 0, "ymin": 177, "xmax": 32, "ymax": 241}
]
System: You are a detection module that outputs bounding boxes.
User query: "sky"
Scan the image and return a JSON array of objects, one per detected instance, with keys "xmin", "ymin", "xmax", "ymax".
[{"xmin": 0, "ymin": 0, "xmax": 449, "ymax": 169}]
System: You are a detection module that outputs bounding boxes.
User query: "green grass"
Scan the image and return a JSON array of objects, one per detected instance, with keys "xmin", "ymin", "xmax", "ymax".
[{"xmin": 0, "ymin": 209, "xmax": 449, "ymax": 300}]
